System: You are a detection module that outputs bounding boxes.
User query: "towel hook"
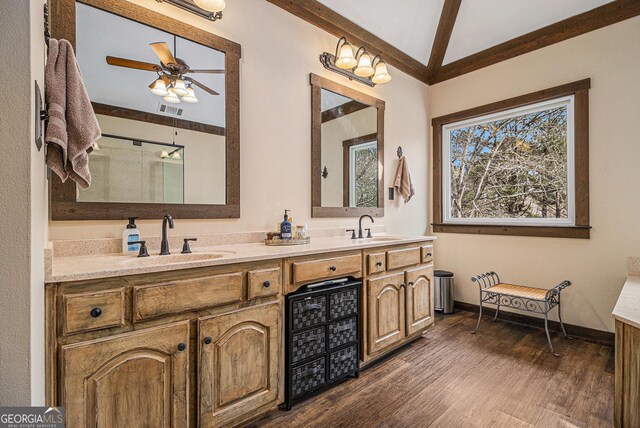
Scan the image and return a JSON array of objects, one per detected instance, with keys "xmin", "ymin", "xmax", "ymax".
[{"xmin": 397, "ymin": 146, "xmax": 403, "ymax": 158}]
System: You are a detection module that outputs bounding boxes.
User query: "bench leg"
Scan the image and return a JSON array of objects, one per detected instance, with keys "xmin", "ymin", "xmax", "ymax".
[
  {"xmin": 544, "ymin": 311, "xmax": 559, "ymax": 357},
  {"xmin": 557, "ymin": 294, "xmax": 571, "ymax": 340},
  {"xmin": 493, "ymin": 302, "xmax": 500, "ymax": 321},
  {"xmin": 472, "ymin": 293, "xmax": 483, "ymax": 334}
]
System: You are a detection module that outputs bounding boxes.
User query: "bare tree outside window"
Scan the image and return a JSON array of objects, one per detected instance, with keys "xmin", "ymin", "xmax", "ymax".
[
  {"xmin": 352, "ymin": 144, "xmax": 378, "ymax": 207},
  {"xmin": 448, "ymin": 106, "xmax": 568, "ymax": 220}
]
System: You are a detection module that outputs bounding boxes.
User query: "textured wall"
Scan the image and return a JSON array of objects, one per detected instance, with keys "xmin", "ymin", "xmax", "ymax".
[{"xmin": 429, "ymin": 17, "xmax": 640, "ymax": 332}]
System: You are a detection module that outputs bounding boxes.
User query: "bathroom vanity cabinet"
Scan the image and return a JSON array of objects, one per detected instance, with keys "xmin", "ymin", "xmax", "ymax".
[{"xmin": 45, "ymin": 238, "xmax": 434, "ymax": 427}]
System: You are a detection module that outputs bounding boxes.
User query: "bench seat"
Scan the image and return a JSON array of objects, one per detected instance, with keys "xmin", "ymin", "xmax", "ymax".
[{"xmin": 486, "ymin": 283, "xmax": 549, "ymax": 301}]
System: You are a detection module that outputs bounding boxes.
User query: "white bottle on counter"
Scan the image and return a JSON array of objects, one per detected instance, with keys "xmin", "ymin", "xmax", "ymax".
[{"xmin": 122, "ymin": 217, "xmax": 141, "ymax": 255}]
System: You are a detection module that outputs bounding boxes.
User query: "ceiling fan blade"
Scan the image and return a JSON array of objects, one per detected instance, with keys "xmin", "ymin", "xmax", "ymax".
[
  {"xmin": 187, "ymin": 69, "xmax": 226, "ymax": 74},
  {"xmin": 185, "ymin": 77, "xmax": 220, "ymax": 96},
  {"xmin": 106, "ymin": 56, "xmax": 158, "ymax": 71},
  {"xmin": 150, "ymin": 42, "xmax": 177, "ymax": 66}
]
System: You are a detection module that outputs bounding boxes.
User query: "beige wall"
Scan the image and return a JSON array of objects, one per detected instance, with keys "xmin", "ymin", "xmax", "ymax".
[
  {"xmin": 321, "ymin": 106, "xmax": 377, "ymax": 207},
  {"xmin": 429, "ymin": 17, "xmax": 640, "ymax": 332},
  {"xmin": 0, "ymin": 0, "xmax": 47, "ymax": 405},
  {"xmin": 48, "ymin": 0, "xmax": 430, "ymax": 240}
]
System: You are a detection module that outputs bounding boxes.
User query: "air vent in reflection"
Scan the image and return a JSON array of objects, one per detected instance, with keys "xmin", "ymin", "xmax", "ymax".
[{"xmin": 157, "ymin": 103, "xmax": 184, "ymax": 117}]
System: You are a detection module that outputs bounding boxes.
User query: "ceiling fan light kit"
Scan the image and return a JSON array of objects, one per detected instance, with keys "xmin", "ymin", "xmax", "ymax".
[
  {"xmin": 156, "ymin": 0, "xmax": 225, "ymax": 21},
  {"xmin": 320, "ymin": 37, "xmax": 391, "ymax": 87}
]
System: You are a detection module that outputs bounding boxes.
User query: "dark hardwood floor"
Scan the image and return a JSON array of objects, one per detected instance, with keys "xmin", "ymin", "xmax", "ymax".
[{"xmin": 249, "ymin": 310, "xmax": 615, "ymax": 427}]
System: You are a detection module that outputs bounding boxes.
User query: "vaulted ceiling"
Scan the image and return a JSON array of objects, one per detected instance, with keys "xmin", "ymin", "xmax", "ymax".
[{"xmin": 267, "ymin": 0, "xmax": 640, "ymax": 85}]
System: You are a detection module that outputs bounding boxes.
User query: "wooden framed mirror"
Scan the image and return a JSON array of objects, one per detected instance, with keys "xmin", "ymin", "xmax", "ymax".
[
  {"xmin": 49, "ymin": 0, "xmax": 240, "ymax": 220},
  {"xmin": 310, "ymin": 74, "xmax": 385, "ymax": 218}
]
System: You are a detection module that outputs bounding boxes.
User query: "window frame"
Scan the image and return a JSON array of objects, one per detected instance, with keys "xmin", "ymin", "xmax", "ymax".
[
  {"xmin": 432, "ymin": 79, "xmax": 591, "ymax": 239},
  {"xmin": 348, "ymin": 140, "xmax": 378, "ymax": 207}
]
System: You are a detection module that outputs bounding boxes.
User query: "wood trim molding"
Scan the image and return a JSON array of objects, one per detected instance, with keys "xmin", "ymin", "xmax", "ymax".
[
  {"xmin": 342, "ymin": 133, "xmax": 378, "ymax": 207},
  {"xmin": 454, "ymin": 301, "xmax": 614, "ymax": 346},
  {"xmin": 432, "ymin": 79, "xmax": 591, "ymax": 239},
  {"xmin": 310, "ymin": 74, "xmax": 384, "ymax": 218},
  {"xmin": 426, "ymin": 0, "xmax": 461, "ymax": 81},
  {"xmin": 92, "ymin": 103, "xmax": 226, "ymax": 136},
  {"xmin": 267, "ymin": 0, "xmax": 429, "ymax": 84},
  {"xmin": 431, "ymin": 0, "xmax": 640, "ymax": 84},
  {"xmin": 50, "ymin": 0, "xmax": 241, "ymax": 220},
  {"xmin": 322, "ymin": 100, "xmax": 369, "ymax": 123}
]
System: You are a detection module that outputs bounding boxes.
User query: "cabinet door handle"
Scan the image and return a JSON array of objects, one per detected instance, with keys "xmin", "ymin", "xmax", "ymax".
[
  {"xmin": 263, "ymin": 280, "xmax": 271, "ymax": 288},
  {"xmin": 329, "ymin": 265, "xmax": 337, "ymax": 271},
  {"xmin": 90, "ymin": 307, "xmax": 102, "ymax": 318},
  {"xmin": 401, "ymin": 283, "xmax": 406, "ymax": 288},
  {"xmin": 177, "ymin": 343, "xmax": 187, "ymax": 352},
  {"xmin": 203, "ymin": 336, "xmax": 212, "ymax": 345},
  {"xmin": 408, "ymin": 281, "xmax": 414, "ymax": 286},
  {"xmin": 376, "ymin": 261, "xmax": 383, "ymax": 267}
]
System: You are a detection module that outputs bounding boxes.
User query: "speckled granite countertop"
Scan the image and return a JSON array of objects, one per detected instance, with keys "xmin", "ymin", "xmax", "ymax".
[
  {"xmin": 45, "ymin": 234, "xmax": 436, "ymax": 284},
  {"xmin": 612, "ymin": 257, "xmax": 640, "ymax": 330}
]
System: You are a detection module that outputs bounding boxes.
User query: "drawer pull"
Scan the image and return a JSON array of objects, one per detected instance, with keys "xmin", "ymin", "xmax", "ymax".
[
  {"xmin": 302, "ymin": 366, "xmax": 324, "ymax": 379},
  {"xmin": 90, "ymin": 307, "xmax": 102, "ymax": 318},
  {"xmin": 203, "ymin": 336, "xmax": 212, "ymax": 345},
  {"xmin": 336, "ymin": 354, "xmax": 352, "ymax": 363},
  {"xmin": 426, "ymin": 252, "xmax": 432, "ymax": 257},
  {"xmin": 376, "ymin": 261, "xmax": 383, "ymax": 267},
  {"xmin": 263, "ymin": 280, "xmax": 271, "ymax": 288},
  {"xmin": 335, "ymin": 324, "xmax": 354, "ymax": 333},
  {"xmin": 177, "ymin": 343, "xmax": 187, "ymax": 352},
  {"xmin": 299, "ymin": 334, "xmax": 323, "ymax": 344},
  {"xmin": 302, "ymin": 303, "xmax": 322, "ymax": 312},
  {"xmin": 329, "ymin": 265, "xmax": 337, "ymax": 271}
]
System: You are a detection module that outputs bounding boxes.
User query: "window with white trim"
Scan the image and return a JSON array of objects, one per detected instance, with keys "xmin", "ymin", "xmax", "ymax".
[{"xmin": 442, "ymin": 96, "xmax": 575, "ymax": 226}]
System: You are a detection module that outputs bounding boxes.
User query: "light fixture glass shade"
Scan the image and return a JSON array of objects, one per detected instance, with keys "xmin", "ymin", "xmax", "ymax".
[
  {"xmin": 372, "ymin": 61, "xmax": 392, "ymax": 84},
  {"xmin": 181, "ymin": 87, "xmax": 199, "ymax": 103},
  {"xmin": 171, "ymin": 151, "xmax": 181, "ymax": 160},
  {"xmin": 335, "ymin": 43, "xmax": 357, "ymax": 69},
  {"xmin": 194, "ymin": 0, "xmax": 226, "ymax": 12},
  {"xmin": 172, "ymin": 79, "xmax": 189, "ymax": 96},
  {"xmin": 160, "ymin": 150, "xmax": 169, "ymax": 158},
  {"xmin": 149, "ymin": 78, "xmax": 168, "ymax": 96},
  {"xmin": 354, "ymin": 52, "xmax": 374, "ymax": 77},
  {"xmin": 163, "ymin": 88, "xmax": 181, "ymax": 104}
]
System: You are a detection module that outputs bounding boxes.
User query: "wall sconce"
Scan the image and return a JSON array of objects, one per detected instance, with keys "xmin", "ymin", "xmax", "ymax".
[
  {"xmin": 156, "ymin": 0, "xmax": 225, "ymax": 21},
  {"xmin": 319, "ymin": 37, "xmax": 392, "ymax": 87}
]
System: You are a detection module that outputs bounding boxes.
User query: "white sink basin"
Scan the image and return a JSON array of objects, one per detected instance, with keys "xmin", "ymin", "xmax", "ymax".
[{"xmin": 120, "ymin": 252, "xmax": 232, "ymax": 266}]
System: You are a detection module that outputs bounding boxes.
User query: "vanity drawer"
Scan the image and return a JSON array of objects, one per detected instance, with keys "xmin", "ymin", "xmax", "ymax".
[
  {"xmin": 386, "ymin": 247, "xmax": 421, "ymax": 270},
  {"xmin": 368, "ymin": 252, "xmax": 386, "ymax": 275},
  {"xmin": 133, "ymin": 272, "xmax": 243, "ymax": 321},
  {"xmin": 248, "ymin": 267, "xmax": 282, "ymax": 299},
  {"xmin": 291, "ymin": 253, "xmax": 362, "ymax": 285},
  {"xmin": 421, "ymin": 245, "xmax": 434, "ymax": 264},
  {"xmin": 62, "ymin": 288, "xmax": 125, "ymax": 335}
]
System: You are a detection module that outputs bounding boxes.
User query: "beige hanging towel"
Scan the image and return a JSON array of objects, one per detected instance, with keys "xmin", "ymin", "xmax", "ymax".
[
  {"xmin": 393, "ymin": 155, "xmax": 415, "ymax": 203},
  {"xmin": 45, "ymin": 39, "xmax": 100, "ymax": 189}
]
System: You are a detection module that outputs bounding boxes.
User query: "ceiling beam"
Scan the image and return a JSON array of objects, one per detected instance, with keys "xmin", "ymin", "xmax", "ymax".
[
  {"xmin": 266, "ymin": 0, "xmax": 430, "ymax": 84},
  {"xmin": 426, "ymin": 0, "xmax": 461, "ymax": 81},
  {"xmin": 431, "ymin": 0, "xmax": 640, "ymax": 84}
]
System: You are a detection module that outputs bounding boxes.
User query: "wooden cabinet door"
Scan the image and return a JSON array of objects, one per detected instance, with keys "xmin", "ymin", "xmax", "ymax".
[
  {"xmin": 59, "ymin": 322, "xmax": 190, "ymax": 428},
  {"xmin": 199, "ymin": 302, "xmax": 280, "ymax": 428},
  {"xmin": 367, "ymin": 272, "xmax": 405, "ymax": 354},
  {"xmin": 405, "ymin": 265, "xmax": 434, "ymax": 335}
]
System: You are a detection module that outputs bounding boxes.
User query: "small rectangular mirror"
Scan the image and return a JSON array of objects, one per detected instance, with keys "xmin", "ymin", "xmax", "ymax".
[{"xmin": 311, "ymin": 74, "xmax": 385, "ymax": 217}]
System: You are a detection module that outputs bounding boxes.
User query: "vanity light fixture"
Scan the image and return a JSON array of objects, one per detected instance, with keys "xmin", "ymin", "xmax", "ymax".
[
  {"xmin": 160, "ymin": 149, "xmax": 169, "ymax": 158},
  {"xmin": 156, "ymin": 0, "xmax": 225, "ymax": 21},
  {"xmin": 320, "ymin": 37, "xmax": 391, "ymax": 87}
]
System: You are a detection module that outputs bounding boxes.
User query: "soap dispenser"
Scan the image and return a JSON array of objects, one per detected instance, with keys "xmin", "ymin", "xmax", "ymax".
[
  {"xmin": 280, "ymin": 210, "xmax": 292, "ymax": 240},
  {"xmin": 122, "ymin": 217, "xmax": 141, "ymax": 255}
]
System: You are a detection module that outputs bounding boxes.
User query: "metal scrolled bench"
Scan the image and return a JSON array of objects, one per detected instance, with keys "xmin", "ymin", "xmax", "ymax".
[{"xmin": 470, "ymin": 272, "xmax": 571, "ymax": 356}]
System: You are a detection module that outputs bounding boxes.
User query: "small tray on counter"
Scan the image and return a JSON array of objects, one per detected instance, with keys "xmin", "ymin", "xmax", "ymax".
[{"xmin": 264, "ymin": 237, "xmax": 310, "ymax": 246}]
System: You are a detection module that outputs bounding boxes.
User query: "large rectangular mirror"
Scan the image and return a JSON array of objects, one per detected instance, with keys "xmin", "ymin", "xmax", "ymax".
[
  {"xmin": 50, "ymin": 0, "xmax": 240, "ymax": 220},
  {"xmin": 311, "ymin": 74, "xmax": 385, "ymax": 217}
]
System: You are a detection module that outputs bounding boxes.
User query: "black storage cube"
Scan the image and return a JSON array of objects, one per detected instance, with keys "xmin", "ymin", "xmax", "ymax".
[
  {"xmin": 291, "ymin": 357, "xmax": 326, "ymax": 398},
  {"xmin": 291, "ymin": 326, "xmax": 325, "ymax": 364},
  {"xmin": 291, "ymin": 295, "xmax": 327, "ymax": 331},
  {"xmin": 328, "ymin": 317, "xmax": 357, "ymax": 350},
  {"xmin": 329, "ymin": 344, "xmax": 358, "ymax": 381},
  {"xmin": 285, "ymin": 278, "xmax": 360, "ymax": 409}
]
